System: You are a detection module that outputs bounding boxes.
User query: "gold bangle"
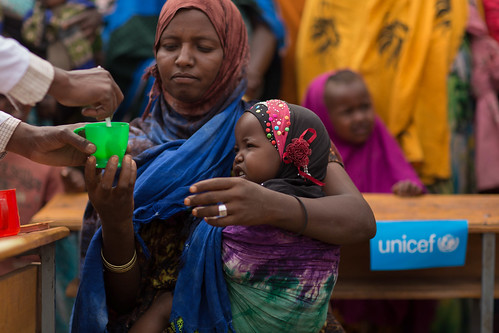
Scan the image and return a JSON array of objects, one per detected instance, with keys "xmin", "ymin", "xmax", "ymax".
[{"xmin": 101, "ymin": 249, "xmax": 137, "ymax": 273}]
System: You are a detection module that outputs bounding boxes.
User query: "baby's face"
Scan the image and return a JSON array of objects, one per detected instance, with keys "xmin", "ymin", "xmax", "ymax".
[
  {"xmin": 324, "ymin": 80, "xmax": 375, "ymax": 145},
  {"xmin": 232, "ymin": 113, "xmax": 281, "ymax": 184}
]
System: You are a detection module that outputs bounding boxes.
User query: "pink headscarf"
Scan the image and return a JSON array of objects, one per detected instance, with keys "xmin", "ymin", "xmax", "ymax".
[{"xmin": 302, "ymin": 71, "xmax": 424, "ymax": 193}]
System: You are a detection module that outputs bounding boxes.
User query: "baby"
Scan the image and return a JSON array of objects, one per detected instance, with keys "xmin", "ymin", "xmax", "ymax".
[{"xmin": 222, "ymin": 99, "xmax": 340, "ymax": 332}]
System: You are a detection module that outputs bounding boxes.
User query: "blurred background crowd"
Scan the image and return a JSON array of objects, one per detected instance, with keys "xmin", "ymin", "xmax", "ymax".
[{"xmin": 0, "ymin": 0, "xmax": 497, "ymax": 332}]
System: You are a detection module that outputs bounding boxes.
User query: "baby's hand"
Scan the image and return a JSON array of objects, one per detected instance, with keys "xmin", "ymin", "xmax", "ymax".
[{"xmin": 391, "ymin": 180, "xmax": 423, "ymax": 197}]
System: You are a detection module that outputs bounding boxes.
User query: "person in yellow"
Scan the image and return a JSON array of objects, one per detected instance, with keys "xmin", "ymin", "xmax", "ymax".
[{"xmin": 296, "ymin": 0, "xmax": 468, "ymax": 188}]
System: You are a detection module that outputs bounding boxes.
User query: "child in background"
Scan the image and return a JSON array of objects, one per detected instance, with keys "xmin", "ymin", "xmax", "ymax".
[
  {"xmin": 21, "ymin": 0, "xmax": 99, "ymax": 71},
  {"xmin": 303, "ymin": 69, "xmax": 425, "ymax": 196},
  {"xmin": 303, "ymin": 69, "xmax": 432, "ymax": 332},
  {"xmin": 222, "ymin": 99, "xmax": 340, "ymax": 332}
]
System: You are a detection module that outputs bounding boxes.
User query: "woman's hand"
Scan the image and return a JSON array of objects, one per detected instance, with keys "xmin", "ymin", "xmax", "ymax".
[
  {"xmin": 391, "ymin": 180, "xmax": 424, "ymax": 197},
  {"xmin": 84, "ymin": 154, "xmax": 136, "ymax": 229},
  {"xmin": 184, "ymin": 177, "xmax": 274, "ymax": 227}
]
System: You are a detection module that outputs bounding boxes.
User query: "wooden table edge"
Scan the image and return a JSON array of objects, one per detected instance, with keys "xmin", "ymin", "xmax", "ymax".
[{"xmin": 0, "ymin": 227, "xmax": 70, "ymax": 261}]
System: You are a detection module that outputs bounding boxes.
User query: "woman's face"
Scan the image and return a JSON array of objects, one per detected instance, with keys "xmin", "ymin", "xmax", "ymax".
[
  {"xmin": 156, "ymin": 9, "xmax": 224, "ymax": 104},
  {"xmin": 324, "ymin": 80, "xmax": 375, "ymax": 145},
  {"xmin": 233, "ymin": 113, "xmax": 281, "ymax": 184}
]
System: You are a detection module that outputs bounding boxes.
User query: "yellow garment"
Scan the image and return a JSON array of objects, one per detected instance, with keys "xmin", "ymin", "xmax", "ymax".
[{"xmin": 296, "ymin": 0, "xmax": 468, "ymax": 185}]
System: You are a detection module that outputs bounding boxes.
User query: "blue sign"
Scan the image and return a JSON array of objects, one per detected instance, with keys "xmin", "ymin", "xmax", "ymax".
[{"xmin": 370, "ymin": 220, "xmax": 468, "ymax": 271}]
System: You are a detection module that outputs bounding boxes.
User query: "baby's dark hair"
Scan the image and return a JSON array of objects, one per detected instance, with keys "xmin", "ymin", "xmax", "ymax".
[{"xmin": 326, "ymin": 69, "xmax": 363, "ymax": 86}]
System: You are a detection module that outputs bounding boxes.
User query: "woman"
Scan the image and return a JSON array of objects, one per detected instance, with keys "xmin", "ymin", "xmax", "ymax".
[
  {"xmin": 71, "ymin": 0, "xmax": 376, "ymax": 332},
  {"xmin": 101, "ymin": 0, "xmax": 285, "ymax": 121}
]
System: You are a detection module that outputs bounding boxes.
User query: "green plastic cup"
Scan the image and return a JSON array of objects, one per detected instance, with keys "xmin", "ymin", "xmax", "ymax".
[{"xmin": 74, "ymin": 122, "xmax": 129, "ymax": 168}]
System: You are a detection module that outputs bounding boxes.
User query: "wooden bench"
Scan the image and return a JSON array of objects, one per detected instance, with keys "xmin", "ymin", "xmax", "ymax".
[
  {"xmin": 28, "ymin": 192, "xmax": 499, "ymax": 332},
  {"xmin": 333, "ymin": 194, "xmax": 499, "ymax": 333}
]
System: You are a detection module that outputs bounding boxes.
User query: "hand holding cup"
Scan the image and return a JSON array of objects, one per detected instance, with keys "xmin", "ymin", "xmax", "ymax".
[{"xmin": 74, "ymin": 121, "xmax": 129, "ymax": 168}]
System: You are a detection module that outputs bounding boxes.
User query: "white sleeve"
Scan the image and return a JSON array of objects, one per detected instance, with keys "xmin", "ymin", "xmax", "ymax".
[
  {"xmin": 0, "ymin": 36, "xmax": 54, "ymax": 105},
  {"xmin": 0, "ymin": 111, "xmax": 21, "ymax": 155}
]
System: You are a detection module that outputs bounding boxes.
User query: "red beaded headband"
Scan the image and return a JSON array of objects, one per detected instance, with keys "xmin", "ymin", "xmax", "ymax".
[{"xmin": 247, "ymin": 99, "xmax": 325, "ymax": 186}]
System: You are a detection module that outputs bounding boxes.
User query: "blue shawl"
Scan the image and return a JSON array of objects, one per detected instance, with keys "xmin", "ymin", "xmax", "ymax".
[{"xmin": 70, "ymin": 87, "xmax": 248, "ymax": 332}]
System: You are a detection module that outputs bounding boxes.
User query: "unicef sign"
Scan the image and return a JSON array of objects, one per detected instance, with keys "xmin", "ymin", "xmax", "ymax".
[{"xmin": 370, "ymin": 220, "xmax": 468, "ymax": 271}]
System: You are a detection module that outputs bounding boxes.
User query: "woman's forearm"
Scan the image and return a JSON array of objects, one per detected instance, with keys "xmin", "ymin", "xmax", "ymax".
[
  {"xmin": 101, "ymin": 219, "xmax": 141, "ymax": 314},
  {"xmin": 269, "ymin": 163, "xmax": 376, "ymax": 244},
  {"xmin": 185, "ymin": 163, "xmax": 376, "ymax": 244}
]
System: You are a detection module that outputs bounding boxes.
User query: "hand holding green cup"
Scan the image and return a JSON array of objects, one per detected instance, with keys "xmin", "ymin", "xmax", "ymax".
[{"xmin": 74, "ymin": 122, "xmax": 129, "ymax": 168}]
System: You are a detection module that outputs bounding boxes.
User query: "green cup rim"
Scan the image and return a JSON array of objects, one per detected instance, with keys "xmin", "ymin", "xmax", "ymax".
[{"xmin": 82, "ymin": 121, "xmax": 129, "ymax": 128}]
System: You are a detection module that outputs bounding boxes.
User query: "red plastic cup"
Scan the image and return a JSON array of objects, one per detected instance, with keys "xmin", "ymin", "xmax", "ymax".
[{"xmin": 0, "ymin": 189, "xmax": 20, "ymax": 237}]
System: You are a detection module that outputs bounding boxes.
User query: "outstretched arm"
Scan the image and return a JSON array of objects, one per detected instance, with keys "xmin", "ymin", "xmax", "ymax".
[
  {"xmin": 6, "ymin": 122, "xmax": 96, "ymax": 166},
  {"xmin": 0, "ymin": 36, "xmax": 122, "ymax": 120},
  {"xmin": 84, "ymin": 155, "xmax": 139, "ymax": 313},
  {"xmin": 185, "ymin": 162, "xmax": 376, "ymax": 245}
]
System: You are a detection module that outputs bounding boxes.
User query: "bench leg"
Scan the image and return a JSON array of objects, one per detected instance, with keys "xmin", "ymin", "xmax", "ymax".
[
  {"xmin": 40, "ymin": 243, "xmax": 56, "ymax": 333},
  {"xmin": 481, "ymin": 233, "xmax": 495, "ymax": 333}
]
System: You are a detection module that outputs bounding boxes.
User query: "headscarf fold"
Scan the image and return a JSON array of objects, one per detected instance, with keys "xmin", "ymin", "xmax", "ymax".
[{"xmin": 302, "ymin": 71, "xmax": 424, "ymax": 193}]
